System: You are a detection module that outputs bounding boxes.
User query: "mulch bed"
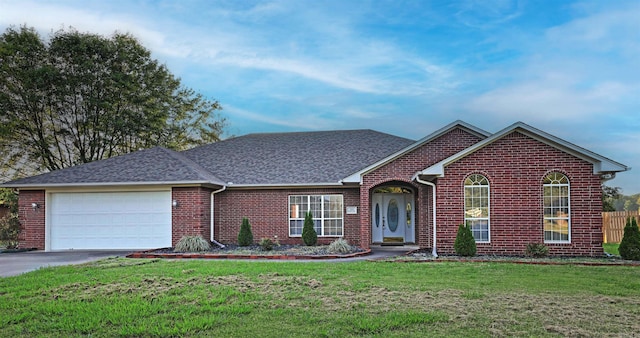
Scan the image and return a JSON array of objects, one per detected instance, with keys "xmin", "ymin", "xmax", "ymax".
[
  {"xmin": 387, "ymin": 247, "xmax": 640, "ymax": 266},
  {"xmin": 127, "ymin": 244, "xmax": 370, "ymax": 260},
  {"xmin": 0, "ymin": 248, "xmax": 37, "ymax": 254}
]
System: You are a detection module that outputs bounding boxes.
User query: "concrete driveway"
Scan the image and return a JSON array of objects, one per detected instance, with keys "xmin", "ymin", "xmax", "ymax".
[{"xmin": 0, "ymin": 250, "xmax": 131, "ymax": 277}]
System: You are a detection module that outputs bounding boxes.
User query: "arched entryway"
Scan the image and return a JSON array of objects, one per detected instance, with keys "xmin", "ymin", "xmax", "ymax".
[{"xmin": 371, "ymin": 185, "xmax": 415, "ymax": 244}]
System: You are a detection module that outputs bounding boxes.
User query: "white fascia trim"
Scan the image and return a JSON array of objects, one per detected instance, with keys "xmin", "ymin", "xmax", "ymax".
[
  {"xmin": 514, "ymin": 127, "xmax": 629, "ymax": 174},
  {"xmin": 3, "ymin": 180, "xmax": 224, "ymax": 189},
  {"xmin": 417, "ymin": 122, "xmax": 630, "ymax": 177},
  {"xmin": 418, "ymin": 164, "xmax": 445, "ymax": 177},
  {"xmin": 225, "ymin": 182, "xmax": 348, "ymax": 189},
  {"xmin": 342, "ymin": 120, "xmax": 491, "ymax": 184}
]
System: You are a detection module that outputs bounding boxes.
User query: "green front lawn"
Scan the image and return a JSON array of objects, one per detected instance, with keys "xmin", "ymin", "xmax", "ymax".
[
  {"xmin": 1, "ymin": 258, "xmax": 639, "ymax": 337},
  {"xmin": 604, "ymin": 243, "xmax": 620, "ymax": 256}
]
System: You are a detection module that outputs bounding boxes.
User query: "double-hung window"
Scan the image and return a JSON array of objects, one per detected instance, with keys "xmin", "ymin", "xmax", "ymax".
[
  {"xmin": 289, "ymin": 195, "xmax": 343, "ymax": 237},
  {"xmin": 464, "ymin": 174, "xmax": 490, "ymax": 242},
  {"xmin": 543, "ymin": 172, "xmax": 570, "ymax": 242}
]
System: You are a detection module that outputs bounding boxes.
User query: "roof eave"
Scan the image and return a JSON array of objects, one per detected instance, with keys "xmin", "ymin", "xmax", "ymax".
[
  {"xmin": 415, "ymin": 164, "xmax": 445, "ymax": 178},
  {"xmin": 226, "ymin": 182, "xmax": 356, "ymax": 189},
  {"xmin": 1, "ymin": 180, "xmax": 225, "ymax": 189},
  {"xmin": 514, "ymin": 125, "xmax": 630, "ymax": 174},
  {"xmin": 416, "ymin": 121, "xmax": 630, "ymax": 177},
  {"xmin": 341, "ymin": 120, "xmax": 490, "ymax": 184}
]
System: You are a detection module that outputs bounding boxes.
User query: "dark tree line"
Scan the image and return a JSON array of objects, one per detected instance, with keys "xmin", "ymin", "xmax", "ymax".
[
  {"xmin": 0, "ymin": 26, "xmax": 226, "ymax": 180},
  {"xmin": 603, "ymin": 185, "xmax": 639, "ymax": 212}
]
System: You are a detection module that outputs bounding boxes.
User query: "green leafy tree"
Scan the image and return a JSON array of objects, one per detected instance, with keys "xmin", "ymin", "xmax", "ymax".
[
  {"xmin": 602, "ymin": 185, "xmax": 622, "ymax": 212},
  {"xmin": 0, "ymin": 26, "xmax": 226, "ymax": 180},
  {"xmin": 0, "ymin": 188, "xmax": 20, "ymax": 248},
  {"xmin": 619, "ymin": 217, "xmax": 640, "ymax": 260},
  {"xmin": 301, "ymin": 212, "xmax": 317, "ymax": 246},
  {"xmin": 624, "ymin": 200, "xmax": 639, "ymax": 212},
  {"xmin": 237, "ymin": 218, "xmax": 253, "ymax": 246},
  {"xmin": 454, "ymin": 223, "xmax": 476, "ymax": 257}
]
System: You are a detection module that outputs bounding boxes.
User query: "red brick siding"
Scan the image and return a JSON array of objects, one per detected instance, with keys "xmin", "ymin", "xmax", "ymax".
[
  {"xmin": 214, "ymin": 188, "xmax": 360, "ymax": 246},
  {"xmin": 361, "ymin": 128, "xmax": 484, "ymax": 248},
  {"xmin": 17, "ymin": 190, "xmax": 45, "ymax": 249},
  {"xmin": 436, "ymin": 131, "xmax": 604, "ymax": 257},
  {"xmin": 172, "ymin": 187, "xmax": 212, "ymax": 245}
]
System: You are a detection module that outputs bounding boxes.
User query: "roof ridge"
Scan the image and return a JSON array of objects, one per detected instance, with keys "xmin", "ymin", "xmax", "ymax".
[
  {"xmin": 243, "ymin": 129, "xmax": 383, "ymax": 137},
  {"xmin": 158, "ymin": 147, "xmax": 226, "ymax": 186}
]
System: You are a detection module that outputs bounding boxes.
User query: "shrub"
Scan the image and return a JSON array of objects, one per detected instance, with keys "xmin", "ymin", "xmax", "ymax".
[
  {"xmin": 327, "ymin": 238, "xmax": 352, "ymax": 254},
  {"xmin": 0, "ymin": 214, "xmax": 20, "ymax": 249},
  {"xmin": 302, "ymin": 212, "xmax": 317, "ymax": 246},
  {"xmin": 454, "ymin": 223, "xmax": 476, "ymax": 257},
  {"xmin": 237, "ymin": 218, "xmax": 253, "ymax": 246},
  {"xmin": 619, "ymin": 217, "xmax": 640, "ymax": 260},
  {"xmin": 259, "ymin": 237, "xmax": 278, "ymax": 251},
  {"xmin": 174, "ymin": 235, "xmax": 211, "ymax": 253},
  {"xmin": 525, "ymin": 243, "xmax": 549, "ymax": 258},
  {"xmin": 0, "ymin": 188, "xmax": 19, "ymax": 249}
]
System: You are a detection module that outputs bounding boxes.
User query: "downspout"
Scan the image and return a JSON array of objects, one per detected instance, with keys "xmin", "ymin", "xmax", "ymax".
[
  {"xmin": 414, "ymin": 175, "xmax": 438, "ymax": 258},
  {"xmin": 210, "ymin": 186, "xmax": 226, "ymax": 248}
]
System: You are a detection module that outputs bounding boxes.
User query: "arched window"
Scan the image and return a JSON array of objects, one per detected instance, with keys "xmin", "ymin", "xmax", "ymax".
[
  {"xmin": 464, "ymin": 174, "xmax": 490, "ymax": 242},
  {"xmin": 543, "ymin": 172, "xmax": 570, "ymax": 242}
]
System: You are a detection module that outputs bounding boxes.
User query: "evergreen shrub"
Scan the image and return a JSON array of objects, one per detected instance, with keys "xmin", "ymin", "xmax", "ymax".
[
  {"xmin": 454, "ymin": 223, "xmax": 476, "ymax": 257},
  {"xmin": 619, "ymin": 217, "xmax": 640, "ymax": 260},
  {"xmin": 302, "ymin": 212, "xmax": 318, "ymax": 246},
  {"xmin": 238, "ymin": 218, "xmax": 254, "ymax": 246}
]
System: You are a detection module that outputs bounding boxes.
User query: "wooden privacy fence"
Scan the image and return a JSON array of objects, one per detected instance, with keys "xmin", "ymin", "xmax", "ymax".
[{"xmin": 602, "ymin": 211, "xmax": 640, "ymax": 243}]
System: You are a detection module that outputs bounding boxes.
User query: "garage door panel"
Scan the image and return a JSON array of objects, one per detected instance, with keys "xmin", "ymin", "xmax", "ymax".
[{"xmin": 50, "ymin": 191, "xmax": 172, "ymax": 250}]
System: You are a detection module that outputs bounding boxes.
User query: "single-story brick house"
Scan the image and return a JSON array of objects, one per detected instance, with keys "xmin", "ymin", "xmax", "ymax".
[{"xmin": 2, "ymin": 121, "xmax": 629, "ymax": 256}]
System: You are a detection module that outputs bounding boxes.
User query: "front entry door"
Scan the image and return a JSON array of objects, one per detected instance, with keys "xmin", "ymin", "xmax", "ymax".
[{"xmin": 372, "ymin": 193, "xmax": 410, "ymax": 243}]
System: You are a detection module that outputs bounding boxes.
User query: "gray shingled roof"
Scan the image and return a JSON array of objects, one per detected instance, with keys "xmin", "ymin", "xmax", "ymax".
[
  {"xmin": 182, "ymin": 129, "xmax": 414, "ymax": 185},
  {"xmin": 4, "ymin": 147, "xmax": 225, "ymax": 187},
  {"xmin": 2, "ymin": 129, "xmax": 414, "ymax": 187}
]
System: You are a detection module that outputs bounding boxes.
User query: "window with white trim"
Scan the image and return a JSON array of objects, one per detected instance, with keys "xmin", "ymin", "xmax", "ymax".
[
  {"xmin": 289, "ymin": 195, "xmax": 343, "ymax": 237},
  {"xmin": 464, "ymin": 174, "xmax": 490, "ymax": 242},
  {"xmin": 543, "ymin": 172, "xmax": 570, "ymax": 242}
]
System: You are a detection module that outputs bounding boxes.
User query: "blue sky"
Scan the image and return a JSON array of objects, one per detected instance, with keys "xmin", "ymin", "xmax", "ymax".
[{"xmin": 1, "ymin": 0, "xmax": 639, "ymax": 193}]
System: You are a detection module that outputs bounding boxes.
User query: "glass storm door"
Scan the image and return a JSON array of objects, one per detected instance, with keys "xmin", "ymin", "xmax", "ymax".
[{"xmin": 372, "ymin": 193, "xmax": 409, "ymax": 243}]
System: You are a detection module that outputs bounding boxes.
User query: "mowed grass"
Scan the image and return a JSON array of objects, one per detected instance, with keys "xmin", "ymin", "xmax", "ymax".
[
  {"xmin": 1, "ymin": 258, "xmax": 639, "ymax": 337},
  {"xmin": 604, "ymin": 243, "xmax": 620, "ymax": 256}
]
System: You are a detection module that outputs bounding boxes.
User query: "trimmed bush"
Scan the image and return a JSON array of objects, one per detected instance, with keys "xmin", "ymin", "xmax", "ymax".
[
  {"xmin": 454, "ymin": 223, "xmax": 476, "ymax": 257},
  {"xmin": 259, "ymin": 237, "xmax": 278, "ymax": 251},
  {"xmin": 619, "ymin": 217, "xmax": 640, "ymax": 260},
  {"xmin": 327, "ymin": 238, "xmax": 352, "ymax": 254},
  {"xmin": 237, "ymin": 218, "xmax": 254, "ymax": 246},
  {"xmin": 174, "ymin": 235, "xmax": 211, "ymax": 253},
  {"xmin": 525, "ymin": 243, "xmax": 549, "ymax": 258},
  {"xmin": 302, "ymin": 212, "xmax": 317, "ymax": 246}
]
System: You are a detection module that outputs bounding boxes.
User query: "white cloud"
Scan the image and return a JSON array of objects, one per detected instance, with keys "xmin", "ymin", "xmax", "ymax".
[
  {"xmin": 546, "ymin": 3, "xmax": 640, "ymax": 54},
  {"xmin": 0, "ymin": 1, "xmax": 166, "ymax": 49},
  {"xmin": 224, "ymin": 105, "xmax": 336, "ymax": 131},
  {"xmin": 464, "ymin": 1, "xmax": 640, "ymax": 123},
  {"xmin": 467, "ymin": 79, "xmax": 633, "ymax": 123}
]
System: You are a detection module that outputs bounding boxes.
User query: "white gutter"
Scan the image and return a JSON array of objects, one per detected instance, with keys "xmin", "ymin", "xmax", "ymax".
[
  {"xmin": 210, "ymin": 186, "xmax": 227, "ymax": 248},
  {"xmin": 414, "ymin": 175, "xmax": 438, "ymax": 258}
]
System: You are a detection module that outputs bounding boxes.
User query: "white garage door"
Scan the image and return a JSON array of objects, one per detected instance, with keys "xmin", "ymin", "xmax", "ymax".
[{"xmin": 49, "ymin": 191, "xmax": 172, "ymax": 250}]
